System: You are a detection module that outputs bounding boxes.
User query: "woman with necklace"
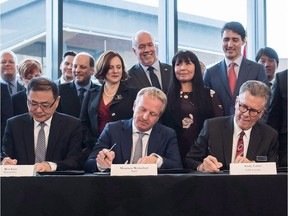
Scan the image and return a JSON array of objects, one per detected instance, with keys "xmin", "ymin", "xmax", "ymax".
[
  {"xmin": 162, "ymin": 50, "xmax": 223, "ymax": 163},
  {"xmin": 80, "ymin": 51, "xmax": 138, "ymax": 153}
]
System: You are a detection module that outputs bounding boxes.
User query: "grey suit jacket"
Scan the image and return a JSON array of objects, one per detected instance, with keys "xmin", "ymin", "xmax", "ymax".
[
  {"xmin": 2, "ymin": 112, "xmax": 83, "ymax": 170},
  {"xmin": 84, "ymin": 118, "xmax": 183, "ymax": 172},
  {"xmin": 203, "ymin": 58, "xmax": 268, "ymax": 115},
  {"xmin": 126, "ymin": 62, "xmax": 172, "ymax": 94},
  {"xmin": 184, "ymin": 116, "xmax": 279, "ymax": 170}
]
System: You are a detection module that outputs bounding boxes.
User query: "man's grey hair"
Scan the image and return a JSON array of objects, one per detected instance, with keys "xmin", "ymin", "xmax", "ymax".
[
  {"xmin": 239, "ymin": 80, "xmax": 271, "ymax": 106},
  {"xmin": 135, "ymin": 87, "xmax": 167, "ymax": 114},
  {"xmin": 0, "ymin": 50, "xmax": 18, "ymax": 65},
  {"xmin": 131, "ymin": 30, "xmax": 155, "ymax": 48}
]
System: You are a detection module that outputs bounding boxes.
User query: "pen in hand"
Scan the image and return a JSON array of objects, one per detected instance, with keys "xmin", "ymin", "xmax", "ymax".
[
  {"xmin": 104, "ymin": 143, "xmax": 116, "ymax": 160},
  {"xmin": 208, "ymin": 146, "xmax": 213, "ymax": 156}
]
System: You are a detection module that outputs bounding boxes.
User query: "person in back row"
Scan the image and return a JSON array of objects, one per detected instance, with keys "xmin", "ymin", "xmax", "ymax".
[
  {"xmin": 84, "ymin": 87, "xmax": 182, "ymax": 172},
  {"xmin": 203, "ymin": 21, "xmax": 268, "ymax": 116},
  {"xmin": 80, "ymin": 50, "xmax": 138, "ymax": 153},
  {"xmin": 126, "ymin": 30, "xmax": 172, "ymax": 94},
  {"xmin": 185, "ymin": 80, "xmax": 278, "ymax": 171}
]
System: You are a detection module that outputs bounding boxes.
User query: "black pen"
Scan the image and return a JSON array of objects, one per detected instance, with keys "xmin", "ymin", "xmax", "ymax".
[
  {"xmin": 104, "ymin": 143, "xmax": 116, "ymax": 160},
  {"xmin": 208, "ymin": 146, "xmax": 213, "ymax": 156}
]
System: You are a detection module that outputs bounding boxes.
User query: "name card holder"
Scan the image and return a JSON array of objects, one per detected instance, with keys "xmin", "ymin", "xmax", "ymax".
[
  {"xmin": 230, "ymin": 162, "xmax": 277, "ymax": 175},
  {"xmin": 1, "ymin": 165, "xmax": 35, "ymax": 177},
  {"xmin": 111, "ymin": 164, "xmax": 157, "ymax": 176}
]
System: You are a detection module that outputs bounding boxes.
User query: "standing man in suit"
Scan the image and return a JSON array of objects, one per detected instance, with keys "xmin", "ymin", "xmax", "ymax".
[
  {"xmin": 126, "ymin": 30, "xmax": 172, "ymax": 94},
  {"xmin": 57, "ymin": 52, "xmax": 98, "ymax": 118},
  {"xmin": 1, "ymin": 77, "xmax": 83, "ymax": 172},
  {"xmin": 84, "ymin": 87, "xmax": 182, "ymax": 172},
  {"xmin": 255, "ymin": 47, "xmax": 279, "ymax": 88},
  {"xmin": 203, "ymin": 21, "xmax": 268, "ymax": 116},
  {"xmin": 267, "ymin": 69, "xmax": 287, "ymax": 167},
  {"xmin": 185, "ymin": 80, "xmax": 278, "ymax": 171},
  {"xmin": 54, "ymin": 50, "xmax": 77, "ymax": 85},
  {"xmin": 0, "ymin": 50, "xmax": 25, "ymax": 94}
]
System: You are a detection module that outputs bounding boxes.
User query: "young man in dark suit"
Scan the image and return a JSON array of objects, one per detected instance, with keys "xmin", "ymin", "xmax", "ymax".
[
  {"xmin": 126, "ymin": 30, "xmax": 172, "ymax": 94},
  {"xmin": 203, "ymin": 21, "xmax": 268, "ymax": 116},
  {"xmin": 84, "ymin": 87, "xmax": 182, "ymax": 172},
  {"xmin": 1, "ymin": 77, "xmax": 83, "ymax": 172},
  {"xmin": 185, "ymin": 80, "xmax": 278, "ymax": 171}
]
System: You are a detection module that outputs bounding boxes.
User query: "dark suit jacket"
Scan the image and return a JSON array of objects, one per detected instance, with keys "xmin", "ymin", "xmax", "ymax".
[
  {"xmin": 126, "ymin": 62, "xmax": 172, "ymax": 94},
  {"xmin": 84, "ymin": 119, "xmax": 183, "ymax": 172},
  {"xmin": 184, "ymin": 116, "xmax": 279, "ymax": 170},
  {"xmin": 57, "ymin": 81, "xmax": 98, "ymax": 118},
  {"xmin": 2, "ymin": 112, "xmax": 83, "ymax": 170},
  {"xmin": 80, "ymin": 81, "xmax": 138, "ymax": 151},
  {"xmin": 203, "ymin": 58, "xmax": 268, "ymax": 116},
  {"xmin": 12, "ymin": 89, "xmax": 28, "ymax": 116},
  {"xmin": 267, "ymin": 69, "xmax": 287, "ymax": 167},
  {"xmin": 16, "ymin": 80, "xmax": 25, "ymax": 93},
  {"xmin": 1, "ymin": 83, "xmax": 13, "ymax": 143}
]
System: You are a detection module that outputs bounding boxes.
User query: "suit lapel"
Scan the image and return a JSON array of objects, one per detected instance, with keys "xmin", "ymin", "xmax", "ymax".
[
  {"xmin": 120, "ymin": 119, "xmax": 133, "ymax": 161},
  {"xmin": 135, "ymin": 64, "xmax": 151, "ymax": 87},
  {"xmin": 45, "ymin": 113, "xmax": 61, "ymax": 159},
  {"xmin": 23, "ymin": 115, "xmax": 36, "ymax": 163},
  {"xmin": 159, "ymin": 63, "xmax": 170, "ymax": 92},
  {"xmin": 246, "ymin": 123, "xmax": 262, "ymax": 159},
  {"xmin": 219, "ymin": 61, "xmax": 232, "ymax": 97},
  {"xmin": 147, "ymin": 124, "xmax": 161, "ymax": 154},
  {"xmin": 222, "ymin": 116, "xmax": 234, "ymax": 168}
]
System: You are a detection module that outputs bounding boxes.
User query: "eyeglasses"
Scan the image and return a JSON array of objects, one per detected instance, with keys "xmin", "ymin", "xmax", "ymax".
[
  {"xmin": 27, "ymin": 99, "xmax": 57, "ymax": 109},
  {"xmin": 238, "ymin": 101, "xmax": 263, "ymax": 117}
]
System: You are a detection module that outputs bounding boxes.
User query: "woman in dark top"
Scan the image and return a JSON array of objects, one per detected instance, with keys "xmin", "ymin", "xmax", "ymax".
[
  {"xmin": 162, "ymin": 50, "xmax": 223, "ymax": 163},
  {"xmin": 80, "ymin": 50, "xmax": 138, "ymax": 151}
]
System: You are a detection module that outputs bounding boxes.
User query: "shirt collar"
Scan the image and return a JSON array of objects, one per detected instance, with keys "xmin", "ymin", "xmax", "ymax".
[
  {"xmin": 33, "ymin": 115, "xmax": 53, "ymax": 128},
  {"xmin": 74, "ymin": 81, "xmax": 91, "ymax": 91},
  {"xmin": 233, "ymin": 116, "xmax": 252, "ymax": 137},
  {"xmin": 132, "ymin": 118, "xmax": 152, "ymax": 135},
  {"xmin": 140, "ymin": 60, "xmax": 160, "ymax": 73},
  {"xmin": 225, "ymin": 55, "xmax": 243, "ymax": 67}
]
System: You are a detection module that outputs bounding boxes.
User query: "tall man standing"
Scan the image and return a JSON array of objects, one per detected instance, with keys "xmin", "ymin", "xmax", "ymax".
[
  {"xmin": 126, "ymin": 30, "xmax": 172, "ymax": 94},
  {"xmin": 203, "ymin": 21, "xmax": 268, "ymax": 116}
]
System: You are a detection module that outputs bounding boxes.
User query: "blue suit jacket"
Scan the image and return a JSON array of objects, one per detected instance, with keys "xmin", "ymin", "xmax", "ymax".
[
  {"xmin": 84, "ymin": 119, "xmax": 183, "ymax": 172},
  {"xmin": 126, "ymin": 62, "xmax": 172, "ymax": 94},
  {"xmin": 184, "ymin": 116, "xmax": 279, "ymax": 170},
  {"xmin": 203, "ymin": 58, "xmax": 268, "ymax": 115}
]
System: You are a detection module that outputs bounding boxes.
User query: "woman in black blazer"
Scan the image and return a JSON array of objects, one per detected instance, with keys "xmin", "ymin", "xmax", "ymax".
[{"xmin": 80, "ymin": 50, "xmax": 138, "ymax": 152}]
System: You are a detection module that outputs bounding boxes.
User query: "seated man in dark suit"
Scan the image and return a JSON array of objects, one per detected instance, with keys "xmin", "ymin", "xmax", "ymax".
[
  {"xmin": 84, "ymin": 87, "xmax": 182, "ymax": 172},
  {"xmin": 1, "ymin": 77, "xmax": 83, "ymax": 172},
  {"xmin": 185, "ymin": 80, "xmax": 279, "ymax": 171},
  {"xmin": 57, "ymin": 52, "xmax": 98, "ymax": 118}
]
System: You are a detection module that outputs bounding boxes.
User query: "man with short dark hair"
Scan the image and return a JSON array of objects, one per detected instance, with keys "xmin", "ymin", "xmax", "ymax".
[
  {"xmin": 255, "ymin": 47, "xmax": 279, "ymax": 88},
  {"xmin": 54, "ymin": 50, "xmax": 77, "ymax": 85},
  {"xmin": 203, "ymin": 21, "xmax": 268, "ymax": 116},
  {"xmin": 1, "ymin": 77, "xmax": 83, "ymax": 172},
  {"xmin": 185, "ymin": 80, "xmax": 279, "ymax": 171}
]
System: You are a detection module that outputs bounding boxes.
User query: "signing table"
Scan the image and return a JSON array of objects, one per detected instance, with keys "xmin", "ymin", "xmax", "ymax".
[{"xmin": 1, "ymin": 172, "xmax": 287, "ymax": 216}]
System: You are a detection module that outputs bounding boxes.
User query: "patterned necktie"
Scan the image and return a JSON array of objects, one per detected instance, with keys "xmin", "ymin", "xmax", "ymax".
[
  {"xmin": 228, "ymin": 62, "xmax": 236, "ymax": 95},
  {"xmin": 147, "ymin": 67, "xmax": 161, "ymax": 89},
  {"xmin": 236, "ymin": 131, "xmax": 245, "ymax": 158},
  {"xmin": 79, "ymin": 88, "xmax": 86, "ymax": 106},
  {"xmin": 35, "ymin": 122, "xmax": 46, "ymax": 163},
  {"xmin": 132, "ymin": 132, "xmax": 145, "ymax": 164}
]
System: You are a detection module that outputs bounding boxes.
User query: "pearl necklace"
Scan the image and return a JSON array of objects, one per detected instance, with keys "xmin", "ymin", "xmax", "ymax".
[{"xmin": 104, "ymin": 86, "xmax": 116, "ymax": 97}]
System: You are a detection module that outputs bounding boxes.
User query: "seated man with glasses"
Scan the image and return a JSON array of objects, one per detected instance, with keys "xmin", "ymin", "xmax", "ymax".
[
  {"xmin": 184, "ymin": 80, "xmax": 279, "ymax": 171},
  {"xmin": 1, "ymin": 77, "xmax": 84, "ymax": 172}
]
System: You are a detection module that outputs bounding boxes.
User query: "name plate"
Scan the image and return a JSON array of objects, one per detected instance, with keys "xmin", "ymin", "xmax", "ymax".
[
  {"xmin": 111, "ymin": 164, "xmax": 157, "ymax": 176},
  {"xmin": 230, "ymin": 162, "xmax": 277, "ymax": 175},
  {"xmin": 0, "ymin": 165, "xmax": 35, "ymax": 177}
]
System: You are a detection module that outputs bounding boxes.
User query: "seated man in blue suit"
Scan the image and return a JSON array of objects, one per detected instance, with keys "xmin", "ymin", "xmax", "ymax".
[
  {"xmin": 185, "ymin": 80, "xmax": 278, "ymax": 171},
  {"xmin": 1, "ymin": 77, "xmax": 83, "ymax": 172},
  {"xmin": 84, "ymin": 87, "xmax": 182, "ymax": 172}
]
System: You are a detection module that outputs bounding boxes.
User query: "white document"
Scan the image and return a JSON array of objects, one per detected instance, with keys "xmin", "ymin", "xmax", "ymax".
[
  {"xmin": 0, "ymin": 165, "xmax": 35, "ymax": 176},
  {"xmin": 111, "ymin": 164, "xmax": 157, "ymax": 176},
  {"xmin": 230, "ymin": 162, "xmax": 277, "ymax": 175}
]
